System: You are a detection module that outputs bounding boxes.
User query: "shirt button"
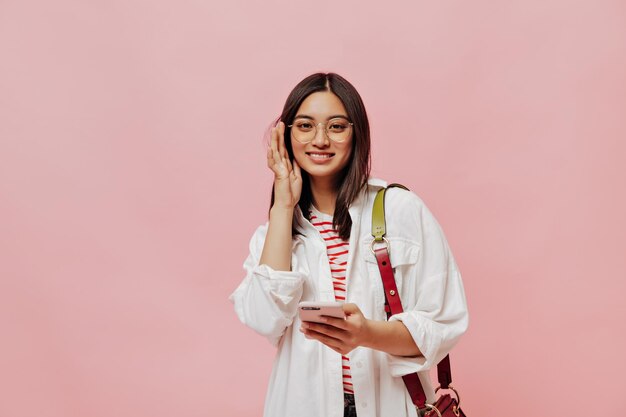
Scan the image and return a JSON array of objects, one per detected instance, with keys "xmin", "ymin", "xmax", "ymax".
[
  {"xmin": 362, "ymin": 402, "xmax": 367, "ymax": 408},
  {"xmin": 356, "ymin": 361, "xmax": 363, "ymax": 368}
]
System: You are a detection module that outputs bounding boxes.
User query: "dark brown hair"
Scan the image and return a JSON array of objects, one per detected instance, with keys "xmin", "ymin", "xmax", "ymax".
[{"xmin": 269, "ymin": 72, "xmax": 371, "ymax": 240}]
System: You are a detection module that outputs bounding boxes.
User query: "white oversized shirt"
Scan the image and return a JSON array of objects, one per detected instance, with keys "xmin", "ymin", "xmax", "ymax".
[{"xmin": 230, "ymin": 178, "xmax": 469, "ymax": 417}]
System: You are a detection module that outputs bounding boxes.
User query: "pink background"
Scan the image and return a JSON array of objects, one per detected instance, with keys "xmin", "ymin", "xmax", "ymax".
[{"xmin": 1, "ymin": 1, "xmax": 625, "ymax": 416}]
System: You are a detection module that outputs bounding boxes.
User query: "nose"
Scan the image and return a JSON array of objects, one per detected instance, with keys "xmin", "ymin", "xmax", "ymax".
[{"xmin": 311, "ymin": 122, "xmax": 330, "ymax": 147}]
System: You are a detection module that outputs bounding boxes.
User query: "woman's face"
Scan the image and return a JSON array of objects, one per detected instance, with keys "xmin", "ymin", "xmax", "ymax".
[{"xmin": 290, "ymin": 91, "xmax": 353, "ymax": 183}]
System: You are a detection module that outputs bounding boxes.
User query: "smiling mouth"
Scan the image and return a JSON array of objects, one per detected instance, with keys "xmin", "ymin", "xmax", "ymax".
[{"xmin": 306, "ymin": 152, "xmax": 335, "ymax": 159}]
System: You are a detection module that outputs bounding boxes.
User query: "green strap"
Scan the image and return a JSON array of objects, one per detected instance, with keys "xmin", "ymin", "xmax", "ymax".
[{"xmin": 371, "ymin": 183, "xmax": 409, "ymax": 242}]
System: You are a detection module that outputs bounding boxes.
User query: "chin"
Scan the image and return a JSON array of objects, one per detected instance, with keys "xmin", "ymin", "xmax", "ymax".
[{"xmin": 305, "ymin": 167, "xmax": 343, "ymax": 180}]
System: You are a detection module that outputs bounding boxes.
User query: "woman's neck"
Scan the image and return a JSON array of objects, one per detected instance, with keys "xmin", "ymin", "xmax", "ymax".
[{"xmin": 310, "ymin": 176, "xmax": 338, "ymax": 215}]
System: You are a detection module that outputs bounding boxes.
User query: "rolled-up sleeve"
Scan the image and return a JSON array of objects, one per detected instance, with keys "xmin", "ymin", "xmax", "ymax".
[
  {"xmin": 229, "ymin": 224, "xmax": 307, "ymax": 346},
  {"xmin": 385, "ymin": 193, "xmax": 469, "ymax": 376}
]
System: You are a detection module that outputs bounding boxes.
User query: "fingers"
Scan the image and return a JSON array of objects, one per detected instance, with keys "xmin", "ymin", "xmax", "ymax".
[
  {"xmin": 267, "ymin": 122, "xmax": 295, "ymax": 179},
  {"xmin": 276, "ymin": 121, "xmax": 286, "ymax": 159},
  {"xmin": 285, "ymin": 153, "xmax": 293, "ymax": 172},
  {"xmin": 277, "ymin": 122, "xmax": 293, "ymax": 172},
  {"xmin": 292, "ymin": 158, "xmax": 301, "ymax": 179},
  {"xmin": 302, "ymin": 321, "xmax": 345, "ymax": 338},
  {"xmin": 301, "ymin": 320, "xmax": 359, "ymax": 355},
  {"xmin": 302, "ymin": 326, "xmax": 343, "ymax": 348},
  {"xmin": 320, "ymin": 316, "xmax": 349, "ymax": 330},
  {"xmin": 266, "ymin": 125, "xmax": 286, "ymax": 176},
  {"xmin": 270, "ymin": 124, "xmax": 279, "ymax": 155},
  {"xmin": 267, "ymin": 127, "xmax": 277, "ymax": 164},
  {"xmin": 342, "ymin": 303, "xmax": 361, "ymax": 315}
]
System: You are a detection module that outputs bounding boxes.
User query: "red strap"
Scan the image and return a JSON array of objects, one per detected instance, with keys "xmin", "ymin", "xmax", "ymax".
[
  {"xmin": 374, "ymin": 246, "xmax": 453, "ymax": 407},
  {"xmin": 374, "ymin": 247, "xmax": 427, "ymax": 408},
  {"xmin": 372, "ymin": 184, "xmax": 455, "ymax": 409},
  {"xmin": 437, "ymin": 354, "xmax": 452, "ymax": 389},
  {"xmin": 402, "ymin": 374, "xmax": 427, "ymax": 408},
  {"xmin": 374, "ymin": 247, "xmax": 404, "ymax": 319}
]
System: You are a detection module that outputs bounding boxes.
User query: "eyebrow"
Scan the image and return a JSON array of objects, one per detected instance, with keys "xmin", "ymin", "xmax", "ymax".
[{"xmin": 293, "ymin": 114, "xmax": 350, "ymax": 121}]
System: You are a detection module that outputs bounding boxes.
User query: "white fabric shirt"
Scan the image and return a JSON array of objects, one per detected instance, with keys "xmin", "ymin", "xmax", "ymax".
[{"xmin": 230, "ymin": 178, "xmax": 469, "ymax": 417}]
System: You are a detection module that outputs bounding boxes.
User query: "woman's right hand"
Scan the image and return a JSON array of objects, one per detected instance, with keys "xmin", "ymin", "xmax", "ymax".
[{"xmin": 267, "ymin": 121, "xmax": 302, "ymax": 209}]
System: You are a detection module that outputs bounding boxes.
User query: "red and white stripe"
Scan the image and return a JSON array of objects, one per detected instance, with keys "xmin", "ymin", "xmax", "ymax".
[{"xmin": 310, "ymin": 207, "xmax": 353, "ymax": 394}]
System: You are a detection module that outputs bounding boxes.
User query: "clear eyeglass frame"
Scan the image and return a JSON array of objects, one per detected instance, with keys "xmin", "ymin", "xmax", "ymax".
[{"xmin": 287, "ymin": 118, "xmax": 354, "ymax": 143}]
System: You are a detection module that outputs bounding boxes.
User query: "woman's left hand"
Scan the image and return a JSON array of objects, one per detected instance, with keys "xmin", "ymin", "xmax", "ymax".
[{"xmin": 300, "ymin": 303, "xmax": 371, "ymax": 355}]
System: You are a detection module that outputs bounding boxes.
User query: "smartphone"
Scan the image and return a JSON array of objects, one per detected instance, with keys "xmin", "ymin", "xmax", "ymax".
[{"xmin": 298, "ymin": 301, "xmax": 345, "ymax": 323}]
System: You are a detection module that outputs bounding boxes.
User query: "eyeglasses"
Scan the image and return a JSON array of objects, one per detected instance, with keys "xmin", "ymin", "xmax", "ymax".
[{"xmin": 288, "ymin": 118, "xmax": 353, "ymax": 143}]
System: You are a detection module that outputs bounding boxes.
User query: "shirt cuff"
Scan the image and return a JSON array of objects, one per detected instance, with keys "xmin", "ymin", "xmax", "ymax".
[
  {"xmin": 253, "ymin": 264, "xmax": 306, "ymax": 306},
  {"xmin": 385, "ymin": 312, "xmax": 443, "ymax": 377}
]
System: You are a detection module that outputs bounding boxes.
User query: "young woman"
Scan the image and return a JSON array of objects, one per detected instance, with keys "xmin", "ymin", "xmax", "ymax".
[{"xmin": 230, "ymin": 73, "xmax": 469, "ymax": 417}]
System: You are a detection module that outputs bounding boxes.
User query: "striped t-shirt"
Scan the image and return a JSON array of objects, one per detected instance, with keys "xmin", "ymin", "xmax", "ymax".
[{"xmin": 309, "ymin": 205, "xmax": 353, "ymax": 395}]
